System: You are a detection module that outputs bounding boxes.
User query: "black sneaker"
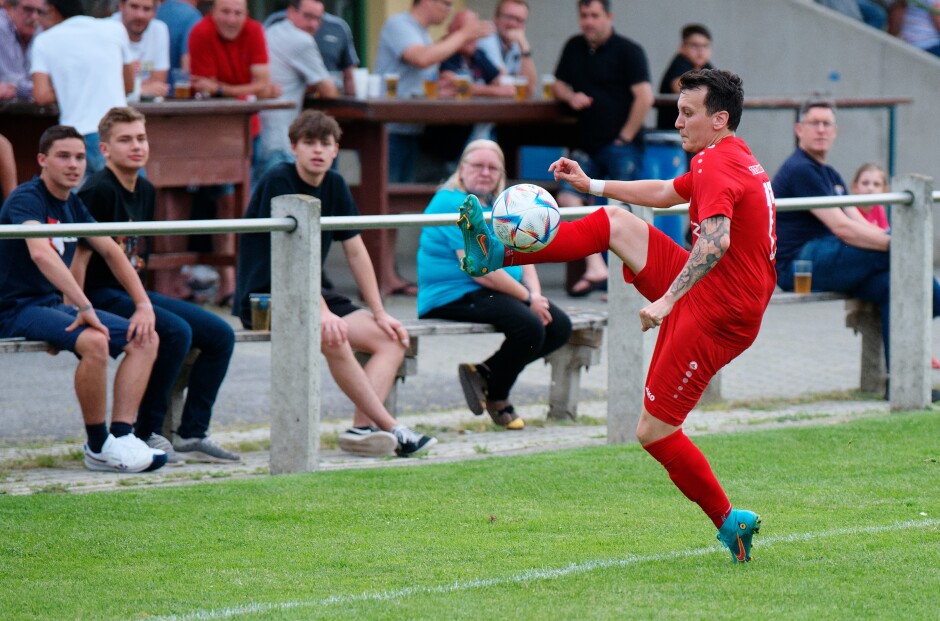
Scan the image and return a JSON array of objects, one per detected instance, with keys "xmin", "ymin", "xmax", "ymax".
[
  {"xmin": 392, "ymin": 425, "xmax": 437, "ymax": 457},
  {"xmin": 458, "ymin": 363, "xmax": 489, "ymax": 415}
]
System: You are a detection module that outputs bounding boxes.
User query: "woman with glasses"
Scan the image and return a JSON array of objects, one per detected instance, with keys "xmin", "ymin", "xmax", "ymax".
[{"xmin": 416, "ymin": 139, "xmax": 571, "ymax": 429}]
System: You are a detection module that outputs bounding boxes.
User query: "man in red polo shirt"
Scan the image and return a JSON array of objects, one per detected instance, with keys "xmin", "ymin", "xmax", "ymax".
[
  {"xmin": 182, "ymin": 0, "xmax": 279, "ymax": 306},
  {"xmin": 188, "ymin": 0, "xmax": 278, "ymax": 113}
]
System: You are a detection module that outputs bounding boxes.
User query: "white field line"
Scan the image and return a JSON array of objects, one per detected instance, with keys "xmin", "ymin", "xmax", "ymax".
[{"xmin": 148, "ymin": 518, "xmax": 939, "ymax": 621}]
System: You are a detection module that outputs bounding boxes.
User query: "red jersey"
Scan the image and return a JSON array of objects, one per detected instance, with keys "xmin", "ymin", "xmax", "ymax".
[
  {"xmin": 672, "ymin": 136, "xmax": 777, "ymax": 349},
  {"xmin": 188, "ymin": 16, "xmax": 268, "ymax": 135}
]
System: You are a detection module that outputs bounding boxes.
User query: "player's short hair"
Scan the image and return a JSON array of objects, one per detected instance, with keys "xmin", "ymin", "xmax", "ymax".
[
  {"xmin": 98, "ymin": 107, "xmax": 146, "ymax": 144},
  {"xmin": 47, "ymin": 0, "xmax": 84, "ymax": 19},
  {"xmin": 798, "ymin": 98, "xmax": 837, "ymax": 121},
  {"xmin": 38, "ymin": 125, "xmax": 84, "ymax": 155},
  {"xmin": 678, "ymin": 68, "xmax": 744, "ymax": 131},
  {"xmin": 577, "ymin": 0, "xmax": 609, "ymax": 13},
  {"xmin": 288, "ymin": 110, "xmax": 342, "ymax": 145},
  {"xmin": 682, "ymin": 24, "xmax": 711, "ymax": 41}
]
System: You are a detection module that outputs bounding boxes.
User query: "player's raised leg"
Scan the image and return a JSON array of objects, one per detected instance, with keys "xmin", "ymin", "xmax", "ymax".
[{"xmin": 458, "ymin": 194, "xmax": 626, "ymax": 276}]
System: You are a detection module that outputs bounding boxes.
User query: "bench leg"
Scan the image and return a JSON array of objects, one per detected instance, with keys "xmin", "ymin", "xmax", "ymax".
[
  {"xmin": 162, "ymin": 348, "xmax": 201, "ymax": 439},
  {"xmin": 545, "ymin": 347, "xmax": 581, "ymax": 421},
  {"xmin": 545, "ymin": 329, "xmax": 603, "ymax": 421},
  {"xmin": 857, "ymin": 307, "xmax": 886, "ymax": 393},
  {"xmin": 700, "ymin": 371, "xmax": 723, "ymax": 406},
  {"xmin": 353, "ymin": 351, "xmax": 414, "ymax": 416}
]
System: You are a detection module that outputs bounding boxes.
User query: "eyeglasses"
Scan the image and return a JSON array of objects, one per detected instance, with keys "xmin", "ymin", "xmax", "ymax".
[
  {"xmin": 464, "ymin": 161, "xmax": 502, "ymax": 174},
  {"xmin": 801, "ymin": 120, "xmax": 835, "ymax": 129},
  {"xmin": 497, "ymin": 12, "xmax": 526, "ymax": 24}
]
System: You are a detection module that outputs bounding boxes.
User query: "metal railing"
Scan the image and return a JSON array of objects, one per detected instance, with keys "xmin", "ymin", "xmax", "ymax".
[{"xmin": 0, "ymin": 176, "xmax": 935, "ymax": 473}]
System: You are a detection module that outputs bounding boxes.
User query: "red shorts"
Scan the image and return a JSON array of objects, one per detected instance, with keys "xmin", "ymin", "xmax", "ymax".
[{"xmin": 622, "ymin": 224, "xmax": 751, "ymax": 426}]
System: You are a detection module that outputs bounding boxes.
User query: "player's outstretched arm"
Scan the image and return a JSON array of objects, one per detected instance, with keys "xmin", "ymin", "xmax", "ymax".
[
  {"xmin": 639, "ymin": 214, "xmax": 730, "ymax": 331},
  {"xmin": 549, "ymin": 157, "xmax": 683, "ymax": 208}
]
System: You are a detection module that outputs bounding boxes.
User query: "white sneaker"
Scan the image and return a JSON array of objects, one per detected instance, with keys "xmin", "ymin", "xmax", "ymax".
[
  {"xmin": 338, "ymin": 427, "xmax": 398, "ymax": 457},
  {"xmin": 84, "ymin": 434, "xmax": 168, "ymax": 473}
]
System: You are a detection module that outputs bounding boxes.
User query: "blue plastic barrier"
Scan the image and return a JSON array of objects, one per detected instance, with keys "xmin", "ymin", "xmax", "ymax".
[{"xmin": 642, "ymin": 131, "xmax": 687, "ymax": 245}]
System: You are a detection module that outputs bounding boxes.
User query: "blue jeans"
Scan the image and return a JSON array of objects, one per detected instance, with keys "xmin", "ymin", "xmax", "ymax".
[
  {"xmin": 778, "ymin": 236, "xmax": 940, "ymax": 368},
  {"xmin": 388, "ymin": 133, "xmax": 420, "ymax": 182},
  {"xmin": 83, "ymin": 133, "xmax": 106, "ymax": 179},
  {"xmin": 86, "ymin": 288, "xmax": 235, "ymax": 439},
  {"xmin": 421, "ymin": 288, "xmax": 572, "ymax": 401},
  {"xmin": 558, "ymin": 141, "xmax": 643, "ymax": 202}
]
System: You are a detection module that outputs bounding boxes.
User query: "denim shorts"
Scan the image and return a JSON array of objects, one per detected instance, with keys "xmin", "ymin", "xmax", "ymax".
[{"xmin": 0, "ymin": 300, "xmax": 131, "ymax": 358}]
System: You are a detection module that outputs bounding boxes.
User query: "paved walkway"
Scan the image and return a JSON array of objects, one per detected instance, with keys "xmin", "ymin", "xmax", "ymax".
[{"xmin": 1, "ymin": 263, "xmax": 937, "ymax": 495}]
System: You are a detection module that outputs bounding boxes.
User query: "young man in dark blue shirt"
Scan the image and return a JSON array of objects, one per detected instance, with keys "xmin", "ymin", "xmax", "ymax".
[{"xmin": 0, "ymin": 125, "xmax": 166, "ymax": 473}]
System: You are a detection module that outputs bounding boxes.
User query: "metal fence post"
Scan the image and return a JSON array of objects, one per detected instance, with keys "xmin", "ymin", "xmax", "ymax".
[
  {"xmin": 889, "ymin": 175, "xmax": 933, "ymax": 411},
  {"xmin": 270, "ymin": 194, "xmax": 322, "ymax": 473},
  {"xmin": 606, "ymin": 203, "xmax": 651, "ymax": 444}
]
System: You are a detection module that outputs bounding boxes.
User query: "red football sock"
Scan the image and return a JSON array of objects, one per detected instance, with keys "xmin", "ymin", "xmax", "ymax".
[
  {"xmin": 505, "ymin": 207, "xmax": 611, "ymax": 266},
  {"xmin": 643, "ymin": 429, "xmax": 732, "ymax": 528}
]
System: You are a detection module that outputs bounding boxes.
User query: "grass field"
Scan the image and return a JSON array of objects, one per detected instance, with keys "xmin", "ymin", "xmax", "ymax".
[{"xmin": 1, "ymin": 410, "xmax": 938, "ymax": 621}]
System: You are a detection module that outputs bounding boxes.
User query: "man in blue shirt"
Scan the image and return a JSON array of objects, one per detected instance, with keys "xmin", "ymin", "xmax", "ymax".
[
  {"xmin": 155, "ymin": 0, "xmax": 200, "ymax": 72},
  {"xmin": 0, "ymin": 125, "xmax": 166, "ymax": 472},
  {"xmin": 773, "ymin": 99, "xmax": 940, "ymax": 398}
]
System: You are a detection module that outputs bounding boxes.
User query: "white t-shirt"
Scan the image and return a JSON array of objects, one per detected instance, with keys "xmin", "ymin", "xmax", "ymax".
[
  {"xmin": 110, "ymin": 12, "xmax": 170, "ymax": 76},
  {"xmin": 259, "ymin": 19, "xmax": 330, "ymax": 156},
  {"xmin": 31, "ymin": 16, "xmax": 132, "ymax": 134}
]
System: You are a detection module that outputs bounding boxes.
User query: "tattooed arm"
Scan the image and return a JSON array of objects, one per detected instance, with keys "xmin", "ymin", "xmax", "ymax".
[{"xmin": 638, "ymin": 215, "xmax": 731, "ymax": 332}]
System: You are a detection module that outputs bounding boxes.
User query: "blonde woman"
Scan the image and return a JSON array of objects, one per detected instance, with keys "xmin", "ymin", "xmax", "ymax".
[{"xmin": 416, "ymin": 140, "xmax": 572, "ymax": 429}]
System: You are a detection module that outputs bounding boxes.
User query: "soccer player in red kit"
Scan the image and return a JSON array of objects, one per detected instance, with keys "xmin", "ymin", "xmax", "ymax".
[{"xmin": 458, "ymin": 69, "xmax": 776, "ymax": 562}]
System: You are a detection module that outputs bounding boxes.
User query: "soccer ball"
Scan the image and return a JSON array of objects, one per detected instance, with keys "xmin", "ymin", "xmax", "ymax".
[{"xmin": 491, "ymin": 183, "xmax": 560, "ymax": 253}]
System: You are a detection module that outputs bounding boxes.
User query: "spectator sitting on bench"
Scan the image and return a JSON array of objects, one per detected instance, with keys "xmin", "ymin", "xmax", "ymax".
[
  {"xmin": 772, "ymin": 99, "xmax": 940, "ymax": 400},
  {"xmin": 0, "ymin": 124, "xmax": 166, "ymax": 473},
  {"xmin": 71, "ymin": 106, "xmax": 240, "ymax": 464},
  {"xmin": 416, "ymin": 139, "xmax": 572, "ymax": 429},
  {"xmin": 848, "ymin": 161, "xmax": 940, "ymax": 371},
  {"xmin": 234, "ymin": 109, "xmax": 437, "ymax": 458}
]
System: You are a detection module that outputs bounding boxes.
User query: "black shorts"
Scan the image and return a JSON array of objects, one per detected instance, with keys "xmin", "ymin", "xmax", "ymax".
[{"xmin": 322, "ymin": 289, "xmax": 360, "ymax": 318}]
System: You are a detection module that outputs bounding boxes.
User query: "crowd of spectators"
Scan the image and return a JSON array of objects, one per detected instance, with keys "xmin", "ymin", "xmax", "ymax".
[{"xmin": 0, "ymin": 0, "xmax": 938, "ymax": 469}]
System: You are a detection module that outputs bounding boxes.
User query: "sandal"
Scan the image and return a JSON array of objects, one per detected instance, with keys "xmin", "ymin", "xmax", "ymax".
[
  {"xmin": 566, "ymin": 277, "xmax": 606, "ymax": 298},
  {"xmin": 458, "ymin": 363, "xmax": 488, "ymax": 415},
  {"xmin": 385, "ymin": 282, "xmax": 418, "ymax": 297},
  {"xmin": 486, "ymin": 400, "xmax": 525, "ymax": 430}
]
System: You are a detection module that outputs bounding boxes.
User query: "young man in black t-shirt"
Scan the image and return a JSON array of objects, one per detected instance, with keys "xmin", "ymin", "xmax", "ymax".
[
  {"xmin": 0, "ymin": 124, "xmax": 166, "ymax": 473},
  {"xmin": 74, "ymin": 107, "xmax": 240, "ymax": 464},
  {"xmin": 235, "ymin": 110, "xmax": 436, "ymax": 458}
]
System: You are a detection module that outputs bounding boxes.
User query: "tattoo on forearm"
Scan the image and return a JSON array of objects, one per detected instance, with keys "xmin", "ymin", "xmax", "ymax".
[{"xmin": 669, "ymin": 216, "xmax": 730, "ymax": 297}]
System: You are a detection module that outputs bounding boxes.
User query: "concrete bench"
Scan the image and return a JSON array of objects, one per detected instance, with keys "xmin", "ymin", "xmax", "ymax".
[{"xmin": 1, "ymin": 308, "xmax": 608, "ymax": 437}]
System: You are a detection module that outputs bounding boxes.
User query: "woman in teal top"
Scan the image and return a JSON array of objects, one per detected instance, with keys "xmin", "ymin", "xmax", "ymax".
[{"xmin": 417, "ymin": 139, "xmax": 571, "ymax": 429}]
